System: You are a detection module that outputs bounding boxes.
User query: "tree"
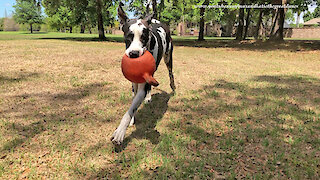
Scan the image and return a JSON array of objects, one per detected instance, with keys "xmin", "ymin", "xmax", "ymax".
[
  {"xmin": 48, "ymin": 6, "xmax": 74, "ymax": 32},
  {"xmin": 243, "ymin": 8, "xmax": 251, "ymax": 40},
  {"xmin": 43, "ymin": 0, "xmax": 116, "ymax": 38},
  {"xmin": 235, "ymin": 0, "xmax": 245, "ymax": 40},
  {"xmin": 303, "ymin": 1, "xmax": 320, "ymax": 22},
  {"xmin": 303, "ymin": 11, "xmax": 314, "ymax": 22},
  {"xmin": 152, "ymin": 0, "xmax": 158, "ymax": 19},
  {"xmin": 43, "ymin": 0, "xmax": 86, "ymax": 33},
  {"xmin": 290, "ymin": 0, "xmax": 311, "ymax": 27},
  {"xmin": 254, "ymin": 9, "xmax": 264, "ymax": 40},
  {"xmin": 13, "ymin": 1, "xmax": 43, "ymax": 33},
  {"xmin": 269, "ymin": 0, "xmax": 286, "ymax": 41},
  {"xmin": 198, "ymin": 0, "xmax": 209, "ymax": 41},
  {"xmin": 0, "ymin": 18, "xmax": 4, "ymax": 31},
  {"xmin": 96, "ymin": 0, "xmax": 105, "ymax": 39},
  {"xmin": 128, "ymin": 0, "xmax": 149, "ymax": 17},
  {"xmin": 197, "ymin": 0, "xmax": 226, "ymax": 41},
  {"xmin": 313, "ymin": 6, "xmax": 320, "ymax": 18}
]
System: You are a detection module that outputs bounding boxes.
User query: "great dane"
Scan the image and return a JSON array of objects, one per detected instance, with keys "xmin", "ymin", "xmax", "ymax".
[{"xmin": 111, "ymin": 3, "xmax": 176, "ymax": 145}]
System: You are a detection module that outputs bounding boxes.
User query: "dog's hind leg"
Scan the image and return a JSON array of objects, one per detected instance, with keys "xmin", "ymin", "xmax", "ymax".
[
  {"xmin": 164, "ymin": 42, "xmax": 176, "ymax": 91},
  {"xmin": 111, "ymin": 83, "xmax": 147, "ymax": 145},
  {"xmin": 129, "ymin": 83, "xmax": 138, "ymax": 126}
]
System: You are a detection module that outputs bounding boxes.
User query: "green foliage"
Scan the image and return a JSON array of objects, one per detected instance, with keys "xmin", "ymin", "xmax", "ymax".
[
  {"xmin": 313, "ymin": 5, "xmax": 320, "ymax": 18},
  {"xmin": 290, "ymin": 0, "xmax": 311, "ymax": 13},
  {"xmin": 0, "ymin": 18, "xmax": 4, "ymax": 31},
  {"xmin": 303, "ymin": 11, "xmax": 314, "ymax": 22},
  {"xmin": 19, "ymin": 23, "xmax": 41, "ymax": 31},
  {"xmin": 47, "ymin": 5, "xmax": 73, "ymax": 30},
  {"xmin": 13, "ymin": 1, "xmax": 43, "ymax": 26},
  {"xmin": 128, "ymin": 0, "xmax": 148, "ymax": 17},
  {"xmin": 302, "ymin": 0, "xmax": 320, "ymax": 22},
  {"xmin": 285, "ymin": 9, "xmax": 295, "ymax": 22},
  {"xmin": 42, "ymin": 0, "xmax": 117, "ymax": 32},
  {"xmin": 303, "ymin": 6, "xmax": 320, "ymax": 23}
]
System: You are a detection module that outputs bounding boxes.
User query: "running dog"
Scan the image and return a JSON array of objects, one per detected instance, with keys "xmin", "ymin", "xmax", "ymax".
[{"xmin": 110, "ymin": 3, "xmax": 176, "ymax": 145}]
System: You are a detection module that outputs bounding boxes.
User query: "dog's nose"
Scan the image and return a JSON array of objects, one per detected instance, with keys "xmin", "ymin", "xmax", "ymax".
[{"xmin": 129, "ymin": 51, "xmax": 140, "ymax": 58}]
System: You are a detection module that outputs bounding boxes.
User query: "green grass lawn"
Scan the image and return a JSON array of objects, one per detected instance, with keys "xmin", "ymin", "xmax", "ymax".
[{"xmin": 0, "ymin": 31, "xmax": 319, "ymax": 179}]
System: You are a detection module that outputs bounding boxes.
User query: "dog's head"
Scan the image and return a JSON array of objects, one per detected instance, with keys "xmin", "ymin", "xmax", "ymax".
[{"xmin": 118, "ymin": 3, "xmax": 153, "ymax": 58}]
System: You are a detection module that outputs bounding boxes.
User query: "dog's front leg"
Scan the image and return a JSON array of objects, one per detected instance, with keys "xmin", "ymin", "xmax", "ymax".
[
  {"xmin": 129, "ymin": 83, "xmax": 138, "ymax": 126},
  {"xmin": 111, "ymin": 83, "xmax": 147, "ymax": 145}
]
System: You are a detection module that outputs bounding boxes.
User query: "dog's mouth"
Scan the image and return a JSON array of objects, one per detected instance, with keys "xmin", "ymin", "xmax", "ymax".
[{"xmin": 128, "ymin": 49, "xmax": 146, "ymax": 58}]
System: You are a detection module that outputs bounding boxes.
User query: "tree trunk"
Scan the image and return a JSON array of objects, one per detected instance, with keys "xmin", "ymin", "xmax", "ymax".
[
  {"xmin": 70, "ymin": 26, "xmax": 72, "ymax": 33},
  {"xmin": 236, "ymin": 0, "xmax": 245, "ymax": 41},
  {"xmin": 159, "ymin": 0, "xmax": 164, "ymax": 20},
  {"xmin": 80, "ymin": 24, "xmax": 85, "ymax": 33},
  {"xmin": 152, "ymin": 0, "xmax": 157, "ymax": 19},
  {"xmin": 96, "ymin": 0, "xmax": 105, "ymax": 40},
  {"xmin": 198, "ymin": 0, "xmax": 209, "ymax": 41},
  {"xmin": 30, "ymin": 24, "xmax": 33, "ymax": 33},
  {"xmin": 270, "ymin": 0, "xmax": 286, "ymax": 41},
  {"xmin": 146, "ymin": 2, "xmax": 150, "ymax": 15},
  {"xmin": 255, "ymin": 9, "xmax": 263, "ymax": 40},
  {"xmin": 270, "ymin": 8, "xmax": 279, "ymax": 36},
  {"xmin": 296, "ymin": 10, "xmax": 300, "ymax": 28},
  {"xmin": 243, "ymin": 8, "xmax": 251, "ymax": 40}
]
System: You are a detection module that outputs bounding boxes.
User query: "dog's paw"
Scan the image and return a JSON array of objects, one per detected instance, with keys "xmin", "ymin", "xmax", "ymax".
[
  {"xmin": 144, "ymin": 93, "xmax": 152, "ymax": 104},
  {"xmin": 110, "ymin": 128, "xmax": 126, "ymax": 145},
  {"xmin": 129, "ymin": 116, "xmax": 135, "ymax": 126},
  {"xmin": 170, "ymin": 82, "xmax": 176, "ymax": 92},
  {"xmin": 144, "ymin": 98, "xmax": 152, "ymax": 104}
]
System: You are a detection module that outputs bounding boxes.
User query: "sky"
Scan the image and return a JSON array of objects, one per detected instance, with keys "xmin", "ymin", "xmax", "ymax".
[
  {"xmin": 0, "ymin": 0, "xmax": 15, "ymax": 18},
  {"xmin": 0, "ymin": 0, "xmax": 317, "ymax": 23}
]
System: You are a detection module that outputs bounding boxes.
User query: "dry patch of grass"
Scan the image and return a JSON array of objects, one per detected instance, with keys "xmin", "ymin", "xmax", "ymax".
[{"xmin": 0, "ymin": 32, "xmax": 319, "ymax": 179}]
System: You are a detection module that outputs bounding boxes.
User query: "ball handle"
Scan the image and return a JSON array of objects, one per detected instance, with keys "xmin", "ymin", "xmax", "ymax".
[{"xmin": 143, "ymin": 73, "xmax": 159, "ymax": 86}]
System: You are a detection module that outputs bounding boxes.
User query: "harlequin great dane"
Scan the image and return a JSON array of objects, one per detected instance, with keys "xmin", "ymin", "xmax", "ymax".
[{"xmin": 110, "ymin": 4, "xmax": 176, "ymax": 145}]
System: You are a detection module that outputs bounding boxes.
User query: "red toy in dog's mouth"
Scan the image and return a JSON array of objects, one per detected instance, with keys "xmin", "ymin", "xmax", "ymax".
[{"xmin": 121, "ymin": 51, "xmax": 159, "ymax": 86}]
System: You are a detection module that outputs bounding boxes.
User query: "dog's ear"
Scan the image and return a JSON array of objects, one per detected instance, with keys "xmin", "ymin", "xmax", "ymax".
[
  {"xmin": 144, "ymin": 13, "xmax": 154, "ymax": 25},
  {"xmin": 118, "ymin": 2, "xmax": 128, "ymax": 25}
]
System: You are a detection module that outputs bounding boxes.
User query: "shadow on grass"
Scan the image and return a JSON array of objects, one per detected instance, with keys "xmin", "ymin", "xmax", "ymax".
[
  {"xmin": 39, "ymin": 74, "xmax": 319, "ymax": 179},
  {"xmin": 0, "ymin": 72, "xmax": 40, "ymax": 84},
  {"xmin": 0, "ymin": 79, "xmax": 117, "ymax": 154},
  {"xmin": 39, "ymin": 36, "xmax": 124, "ymax": 42},
  {"xmin": 38, "ymin": 35, "xmax": 320, "ymax": 52},
  {"xmin": 114, "ymin": 90, "xmax": 174, "ymax": 152},
  {"xmin": 149, "ymin": 74, "xmax": 319, "ymax": 179},
  {"xmin": 97, "ymin": 74, "xmax": 320, "ymax": 179},
  {"xmin": 2, "ymin": 72, "xmax": 319, "ymax": 178}
]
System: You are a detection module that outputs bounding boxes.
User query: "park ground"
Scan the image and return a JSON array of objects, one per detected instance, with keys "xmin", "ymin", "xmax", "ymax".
[{"xmin": 0, "ymin": 32, "xmax": 319, "ymax": 179}]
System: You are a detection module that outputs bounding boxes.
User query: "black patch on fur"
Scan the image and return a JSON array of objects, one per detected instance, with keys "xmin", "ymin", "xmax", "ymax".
[
  {"xmin": 124, "ymin": 30, "xmax": 134, "ymax": 49},
  {"xmin": 153, "ymin": 28, "xmax": 164, "ymax": 68},
  {"xmin": 122, "ymin": 19, "xmax": 137, "ymax": 49},
  {"xmin": 149, "ymin": 35, "xmax": 156, "ymax": 50},
  {"xmin": 145, "ymin": 83, "xmax": 151, "ymax": 92},
  {"xmin": 141, "ymin": 28, "xmax": 149, "ymax": 47},
  {"xmin": 132, "ymin": 107, "xmax": 138, "ymax": 114}
]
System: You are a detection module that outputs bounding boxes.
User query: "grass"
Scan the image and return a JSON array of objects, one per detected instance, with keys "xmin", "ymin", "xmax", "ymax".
[{"xmin": 0, "ymin": 31, "xmax": 319, "ymax": 179}]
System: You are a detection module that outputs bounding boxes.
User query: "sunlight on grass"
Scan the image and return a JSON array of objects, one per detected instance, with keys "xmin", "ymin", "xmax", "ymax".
[{"xmin": 0, "ymin": 32, "xmax": 319, "ymax": 179}]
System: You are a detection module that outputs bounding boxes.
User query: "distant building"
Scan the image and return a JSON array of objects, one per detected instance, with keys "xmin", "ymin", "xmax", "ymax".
[
  {"xmin": 284, "ymin": 18, "xmax": 320, "ymax": 39},
  {"xmin": 303, "ymin": 18, "xmax": 320, "ymax": 27}
]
